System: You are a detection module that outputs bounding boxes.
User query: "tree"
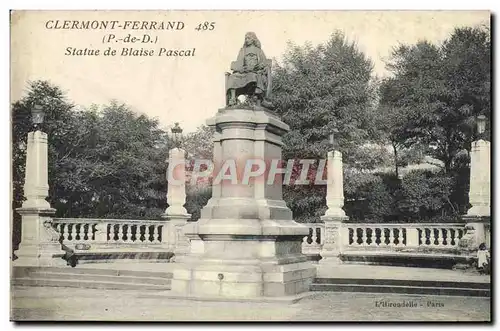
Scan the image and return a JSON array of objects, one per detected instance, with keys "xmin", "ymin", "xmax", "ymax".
[
  {"xmin": 12, "ymin": 81, "xmax": 171, "ymax": 222},
  {"xmin": 395, "ymin": 170, "xmax": 455, "ymax": 221},
  {"xmin": 271, "ymin": 32, "xmax": 382, "ymax": 222},
  {"xmin": 272, "ymin": 31, "xmax": 379, "ymax": 165},
  {"xmin": 380, "ymin": 26, "xmax": 491, "ymax": 173},
  {"xmin": 183, "ymin": 125, "xmax": 215, "ymax": 160},
  {"xmin": 12, "ymin": 80, "xmax": 77, "ymax": 250}
]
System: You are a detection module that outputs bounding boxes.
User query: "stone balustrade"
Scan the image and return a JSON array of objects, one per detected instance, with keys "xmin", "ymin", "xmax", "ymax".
[
  {"xmin": 301, "ymin": 222, "xmax": 465, "ymax": 256},
  {"xmin": 344, "ymin": 223, "xmax": 465, "ymax": 250},
  {"xmin": 301, "ymin": 222, "xmax": 324, "ymax": 255},
  {"xmin": 53, "ymin": 218, "xmax": 165, "ymax": 250},
  {"xmin": 50, "ymin": 218, "xmax": 465, "ymax": 258}
]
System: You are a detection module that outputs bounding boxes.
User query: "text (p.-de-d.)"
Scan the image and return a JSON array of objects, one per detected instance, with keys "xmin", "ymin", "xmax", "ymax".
[{"xmin": 64, "ymin": 47, "xmax": 196, "ymax": 57}]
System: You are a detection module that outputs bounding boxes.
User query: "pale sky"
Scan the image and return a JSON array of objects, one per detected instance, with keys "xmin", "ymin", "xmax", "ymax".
[{"xmin": 11, "ymin": 10, "xmax": 489, "ymax": 132}]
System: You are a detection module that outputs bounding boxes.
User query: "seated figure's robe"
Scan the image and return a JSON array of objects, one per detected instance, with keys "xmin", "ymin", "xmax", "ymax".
[{"xmin": 227, "ymin": 45, "xmax": 268, "ymax": 95}]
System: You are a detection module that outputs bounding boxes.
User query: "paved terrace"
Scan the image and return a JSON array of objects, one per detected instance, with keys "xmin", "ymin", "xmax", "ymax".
[
  {"xmin": 11, "ymin": 286, "xmax": 490, "ymax": 321},
  {"xmin": 11, "ymin": 262, "xmax": 490, "ymax": 321}
]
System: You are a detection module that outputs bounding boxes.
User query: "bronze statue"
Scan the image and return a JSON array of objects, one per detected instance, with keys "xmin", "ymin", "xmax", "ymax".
[{"xmin": 225, "ymin": 32, "xmax": 273, "ymax": 109}]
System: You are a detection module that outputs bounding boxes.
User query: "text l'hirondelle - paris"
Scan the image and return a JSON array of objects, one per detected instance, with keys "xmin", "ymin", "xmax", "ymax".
[{"xmin": 46, "ymin": 20, "xmax": 185, "ymax": 30}]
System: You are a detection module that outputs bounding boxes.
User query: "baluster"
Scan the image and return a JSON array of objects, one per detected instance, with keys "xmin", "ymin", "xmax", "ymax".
[
  {"xmin": 362, "ymin": 228, "xmax": 369, "ymax": 246},
  {"xmin": 423, "ymin": 228, "xmax": 429, "ymax": 245},
  {"xmin": 152, "ymin": 225, "xmax": 159, "ymax": 243},
  {"xmin": 341, "ymin": 226, "xmax": 350, "ymax": 247},
  {"xmin": 123, "ymin": 224, "xmax": 131, "ymax": 243},
  {"xmin": 71, "ymin": 224, "xmax": 78, "ymax": 242},
  {"xmin": 152, "ymin": 225, "xmax": 158, "ymax": 243},
  {"xmin": 449, "ymin": 228, "xmax": 456, "ymax": 246},
  {"xmin": 77, "ymin": 223, "xmax": 83, "ymax": 241},
  {"xmin": 354, "ymin": 228, "xmax": 360, "ymax": 245},
  {"xmin": 380, "ymin": 228, "xmax": 387, "ymax": 246},
  {"xmin": 146, "ymin": 225, "xmax": 152, "ymax": 242},
  {"xmin": 117, "ymin": 224, "xmax": 124, "ymax": 242},
  {"xmin": 430, "ymin": 228, "xmax": 436, "ymax": 246},
  {"xmin": 302, "ymin": 235, "xmax": 308, "ymax": 249},
  {"xmin": 398, "ymin": 227, "xmax": 404, "ymax": 247},
  {"xmin": 64, "ymin": 224, "xmax": 71, "ymax": 241},
  {"xmin": 439, "ymin": 228, "xmax": 445, "ymax": 246},
  {"xmin": 91, "ymin": 223, "xmax": 97, "ymax": 241},
  {"xmin": 57, "ymin": 223, "xmax": 65, "ymax": 242},
  {"xmin": 388, "ymin": 228, "xmax": 395, "ymax": 247},
  {"xmin": 311, "ymin": 227, "xmax": 318, "ymax": 246},
  {"xmin": 373, "ymin": 228, "xmax": 380, "ymax": 246}
]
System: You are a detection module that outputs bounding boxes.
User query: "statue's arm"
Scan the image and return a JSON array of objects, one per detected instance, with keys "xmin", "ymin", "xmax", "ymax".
[{"xmin": 231, "ymin": 48, "xmax": 245, "ymax": 72}]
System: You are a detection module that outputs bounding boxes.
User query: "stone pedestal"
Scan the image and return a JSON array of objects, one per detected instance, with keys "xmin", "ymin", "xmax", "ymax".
[
  {"xmin": 164, "ymin": 147, "xmax": 189, "ymax": 216},
  {"xmin": 161, "ymin": 214, "xmax": 191, "ymax": 257},
  {"xmin": 13, "ymin": 131, "xmax": 65, "ymax": 266},
  {"xmin": 459, "ymin": 139, "xmax": 491, "ymax": 251},
  {"xmin": 320, "ymin": 150, "xmax": 348, "ymax": 264},
  {"xmin": 466, "ymin": 140, "xmax": 490, "ymax": 218},
  {"xmin": 162, "ymin": 147, "xmax": 191, "ymax": 256},
  {"xmin": 170, "ymin": 108, "xmax": 316, "ymax": 299}
]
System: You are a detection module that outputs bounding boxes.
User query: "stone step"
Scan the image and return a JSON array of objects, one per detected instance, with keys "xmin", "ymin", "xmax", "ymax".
[
  {"xmin": 23, "ymin": 271, "xmax": 172, "ymax": 286},
  {"xmin": 313, "ymin": 277, "xmax": 491, "ymax": 289},
  {"xmin": 310, "ymin": 282, "xmax": 490, "ymax": 297},
  {"xmin": 12, "ymin": 266, "xmax": 173, "ymax": 279},
  {"xmin": 12, "ymin": 278, "xmax": 171, "ymax": 291}
]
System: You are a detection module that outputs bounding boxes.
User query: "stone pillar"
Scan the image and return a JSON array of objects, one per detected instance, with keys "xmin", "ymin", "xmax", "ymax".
[
  {"xmin": 320, "ymin": 151, "xmax": 348, "ymax": 264},
  {"xmin": 14, "ymin": 131, "xmax": 66, "ymax": 266},
  {"xmin": 162, "ymin": 147, "xmax": 191, "ymax": 256},
  {"xmin": 405, "ymin": 228, "xmax": 420, "ymax": 248},
  {"xmin": 171, "ymin": 108, "xmax": 315, "ymax": 299},
  {"xmin": 461, "ymin": 139, "xmax": 491, "ymax": 250},
  {"xmin": 467, "ymin": 140, "xmax": 490, "ymax": 218}
]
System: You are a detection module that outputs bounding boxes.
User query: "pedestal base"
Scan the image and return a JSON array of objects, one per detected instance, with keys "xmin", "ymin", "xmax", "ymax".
[
  {"xmin": 172, "ymin": 258, "xmax": 316, "ymax": 298},
  {"xmin": 319, "ymin": 215, "xmax": 348, "ymax": 266},
  {"xmin": 171, "ymin": 224, "xmax": 316, "ymax": 298},
  {"xmin": 13, "ymin": 243, "xmax": 66, "ymax": 267},
  {"xmin": 161, "ymin": 213, "xmax": 191, "ymax": 256},
  {"xmin": 459, "ymin": 216, "xmax": 491, "ymax": 251}
]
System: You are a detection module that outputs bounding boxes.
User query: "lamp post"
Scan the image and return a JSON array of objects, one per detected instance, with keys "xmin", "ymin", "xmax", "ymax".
[
  {"xmin": 171, "ymin": 122, "xmax": 183, "ymax": 149},
  {"xmin": 14, "ymin": 104, "xmax": 66, "ymax": 266},
  {"xmin": 31, "ymin": 104, "xmax": 45, "ymax": 131},
  {"xmin": 329, "ymin": 128, "xmax": 339, "ymax": 151},
  {"xmin": 476, "ymin": 114, "xmax": 486, "ymax": 139}
]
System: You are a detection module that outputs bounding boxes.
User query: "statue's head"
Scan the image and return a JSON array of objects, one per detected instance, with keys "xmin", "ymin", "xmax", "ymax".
[{"xmin": 244, "ymin": 32, "xmax": 261, "ymax": 48}]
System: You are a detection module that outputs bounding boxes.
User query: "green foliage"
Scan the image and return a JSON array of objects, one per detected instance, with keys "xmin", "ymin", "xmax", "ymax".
[
  {"xmin": 283, "ymin": 185, "xmax": 326, "ymax": 223},
  {"xmin": 396, "ymin": 170, "xmax": 455, "ymax": 220},
  {"xmin": 271, "ymin": 32, "xmax": 387, "ymax": 222},
  {"xmin": 344, "ymin": 171, "xmax": 396, "ymax": 222},
  {"xmin": 344, "ymin": 169, "xmax": 458, "ymax": 223},
  {"xmin": 183, "ymin": 125, "xmax": 215, "ymax": 159},
  {"xmin": 272, "ymin": 31, "xmax": 380, "ymax": 166},
  {"xmin": 380, "ymin": 26, "xmax": 491, "ymax": 173},
  {"xmin": 12, "ymin": 81, "xmax": 170, "ymax": 221},
  {"xmin": 185, "ymin": 185, "xmax": 212, "ymax": 221}
]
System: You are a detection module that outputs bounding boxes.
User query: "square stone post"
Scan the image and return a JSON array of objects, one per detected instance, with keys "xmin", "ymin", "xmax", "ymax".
[
  {"xmin": 460, "ymin": 139, "xmax": 490, "ymax": 251},
  {"xmin": 405, "ymin": 227, "xmax": 420, "ymax": 248},
  {"xmin": 162, "ymin": 147, "xmax": 191, "ymax": 257},
  {"xmin": 170, "ymin": 108, "xmax": 315, "ymax": 299},
  {"xmin": 320, "ymin": 151, "xmax": 348, "ymax": 264},
  {"xmin": 13, "ymin": 131, "xmax": 66, "ymax": 266}
]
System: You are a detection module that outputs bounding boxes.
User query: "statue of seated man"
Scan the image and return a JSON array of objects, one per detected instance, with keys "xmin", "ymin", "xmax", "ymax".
[{"xmin": 226, "ymin": 32, "xmax": 272, "ymax": 108}]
